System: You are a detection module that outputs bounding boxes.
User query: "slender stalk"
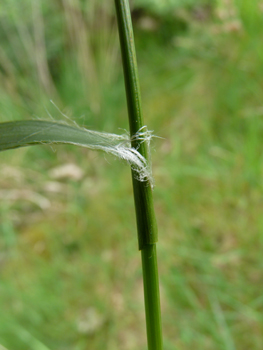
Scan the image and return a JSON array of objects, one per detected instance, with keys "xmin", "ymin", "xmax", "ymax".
[
  {"xmin": 141, "ymin": 244, "xmax": 163, "ymax": 349},
  {"xmin": 114, "ymin": 0, "xmax": 163, "ymax": 349}
]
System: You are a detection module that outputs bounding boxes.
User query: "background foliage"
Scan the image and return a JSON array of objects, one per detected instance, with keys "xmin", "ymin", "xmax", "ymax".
[{"xmin": 1, "ymin": 0, "xmax": 263, "ymax": 349}]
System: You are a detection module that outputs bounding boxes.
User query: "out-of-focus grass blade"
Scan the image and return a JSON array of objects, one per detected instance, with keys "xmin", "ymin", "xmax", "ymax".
[
  {"xmin": 0, "ymin": 120, "xmax": 125, "ymax": 151},
  {"xmin": 0, "ymin": 345, "xmax": 9, "ymax": 350},
  {"xmin": 13, "ymin": 325, "xmax": 52, "ymax": 350}
]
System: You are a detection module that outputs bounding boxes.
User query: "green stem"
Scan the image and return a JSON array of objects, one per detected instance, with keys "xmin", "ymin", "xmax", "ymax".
[
  {"xmin": 114, "ymin": 0, "xmax": 163, "ymax": 349},
  {"xmin": 141, "ymin": 245, "xmax": 163, "ymax": 349}
]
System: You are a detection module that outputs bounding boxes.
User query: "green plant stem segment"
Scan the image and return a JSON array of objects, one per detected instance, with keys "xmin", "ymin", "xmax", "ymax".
[
  {"xmin": 114, "ymin": 0, "xmax": 163, "ymax": 349},
  {"xmin": 114, "ymin": 0, "xmax": 157, "ymax": 249}
]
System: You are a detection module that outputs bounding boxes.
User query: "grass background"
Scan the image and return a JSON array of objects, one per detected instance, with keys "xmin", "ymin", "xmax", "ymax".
[{"xmin": 1, "ymin": 0, "xmax": 263, "ymax": 349}]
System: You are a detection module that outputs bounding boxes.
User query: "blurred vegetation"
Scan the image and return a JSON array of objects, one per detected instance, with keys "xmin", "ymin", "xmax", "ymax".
[{"xmin": 1, "ymin": 0, "xmax": 263, "ymax": 349}]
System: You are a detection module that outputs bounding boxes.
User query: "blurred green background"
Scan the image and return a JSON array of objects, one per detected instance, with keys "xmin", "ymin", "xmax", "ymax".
[{"xmin": 1, "ymin": 0, "xmax": 263, "ymax": 349}]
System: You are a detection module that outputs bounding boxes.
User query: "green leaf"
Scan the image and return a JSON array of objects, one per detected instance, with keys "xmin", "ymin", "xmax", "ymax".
[
  {"xmin": 0, "ymin": 120, "xmax": 152, "ymax": 183},
  {"xmin": 0, "ymin": 120, "xmax": 123, "ymax": 151}
]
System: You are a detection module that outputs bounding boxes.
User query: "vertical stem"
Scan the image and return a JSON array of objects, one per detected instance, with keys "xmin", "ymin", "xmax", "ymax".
[
  {"xmin": 141, "ymin": 245, "xmax": 163, "ymax": 349},
  {"xmin": 114, "ymin": 0, "xmax": 163, "ymax": 349}
]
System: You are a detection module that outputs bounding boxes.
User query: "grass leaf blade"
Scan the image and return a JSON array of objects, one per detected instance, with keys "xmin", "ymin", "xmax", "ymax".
[
  {"xmin": 0, "ymin": 120, "xmax": 152, "ymax": 184},
  {"xmin": 0, "ymin": 120, "xmax": 121, "ymax": 151}
]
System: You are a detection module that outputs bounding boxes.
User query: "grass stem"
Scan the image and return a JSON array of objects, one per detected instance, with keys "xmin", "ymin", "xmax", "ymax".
[
  {"xmin": 114, "ymin": 0, "xmax": 163, "ymax": 348},
  {"xmin": 141, "ymin": 245, "xmax": 163, "ymax": 349}
]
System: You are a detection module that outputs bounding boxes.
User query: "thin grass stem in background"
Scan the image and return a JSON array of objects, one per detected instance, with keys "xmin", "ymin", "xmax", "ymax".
[{"xmin": 114, "ymin": 0, "xmax": 163, "ymax": 348}]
